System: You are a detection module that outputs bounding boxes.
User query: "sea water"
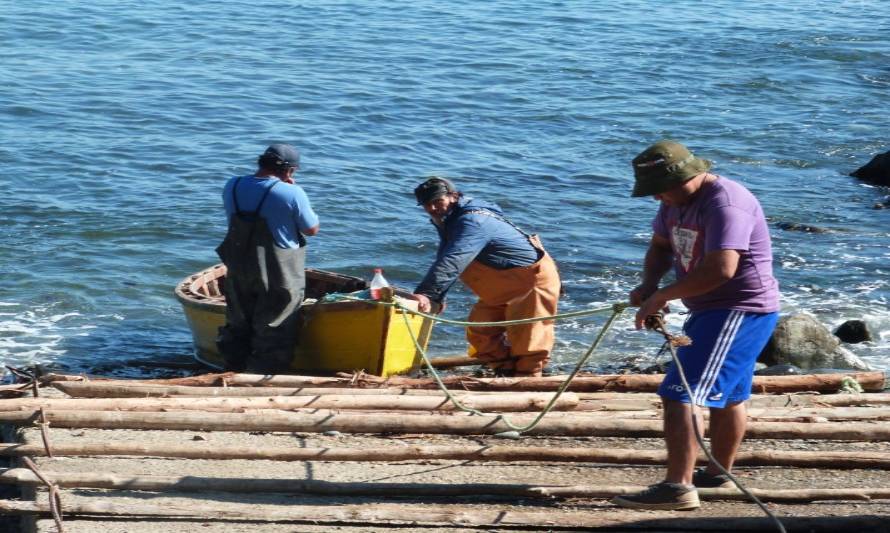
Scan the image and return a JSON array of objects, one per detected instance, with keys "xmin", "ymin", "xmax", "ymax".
[{"xmin": 1, "ymin": 1, "xmax": 888, "ymax": 376}]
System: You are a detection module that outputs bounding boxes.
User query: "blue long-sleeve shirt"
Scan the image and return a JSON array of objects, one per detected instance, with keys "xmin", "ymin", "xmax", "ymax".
[{"xmin": 414, "ymin": 197, "xmax": 540, "ymax": 302}]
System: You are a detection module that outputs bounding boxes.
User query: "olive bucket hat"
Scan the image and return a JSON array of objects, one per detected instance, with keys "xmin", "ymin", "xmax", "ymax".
[{"xmin": 631, "ymin": 140, "xmax": 711, "ymax": 197}]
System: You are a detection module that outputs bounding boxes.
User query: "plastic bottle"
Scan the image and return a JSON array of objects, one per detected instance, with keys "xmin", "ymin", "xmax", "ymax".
[{"xmin": 369, "ymin": 268, "xmax": 390, "ymax": 300}]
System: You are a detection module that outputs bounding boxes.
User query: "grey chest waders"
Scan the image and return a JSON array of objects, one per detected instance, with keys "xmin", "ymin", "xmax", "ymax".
[{"xmin": 215, "ymin": 177, "xmax": 307, "ymax": 373}]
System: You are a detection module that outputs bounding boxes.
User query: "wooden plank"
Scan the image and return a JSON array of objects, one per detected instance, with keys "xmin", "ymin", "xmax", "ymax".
[
  {"xmin": 0, "ymin": 499, "xmax": 885, "ymax": 531},
  {"xmin": 0, "ymin": 392, "xmax": 579, "ymax": 413},
  {"xmin": 43, "ymin": 371, "xmax": 888, "ymax": 393},
  {"xmin": 2, "ymin": 409, "xmax": 890, "ymax": 440},
  {"xmin": 4, "ymin": 469, "xmax": 890, "ymax": 503},
  {"xmin": 2, "ymin": 442, "xmax": 890, "ymax": 469}
]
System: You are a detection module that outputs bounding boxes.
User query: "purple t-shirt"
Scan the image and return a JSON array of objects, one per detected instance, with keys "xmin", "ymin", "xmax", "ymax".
[{"xmin": 652, "ymin": 176, "xmax": 780, "ymax": 313}]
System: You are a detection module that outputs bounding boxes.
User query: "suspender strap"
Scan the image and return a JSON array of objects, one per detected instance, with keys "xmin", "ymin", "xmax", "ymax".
[
  {"xmin": 462, "ymin": 208, "xmax": 545, "ymax": 257},
  {"xmin": 232, "ymin": 177, "xmax": 243, "ymax": 214},
  {"xmin": 462, "ymin": 208, "xmax": 531, "ymax": 238},
  {"xmin": 232, "ymin": 177, "xmax": 279, "ymax": 216}
]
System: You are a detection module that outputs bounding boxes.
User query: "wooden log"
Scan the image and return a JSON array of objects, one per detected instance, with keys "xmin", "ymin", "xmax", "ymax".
[
  {"xmin": 565, "ymin": 406, "xmax": 890, "ymax": 422},
  {"xmin": 50, "ymin": 382, "xmax": 467, "ymax": 398},
  {"xmin": 3, "ymin": 442, "xmax": 890, "ymax": 469},
  {"xmin": 0, "ymin": 499, "xmax": 888, "ymax": 532},
  {"xmin": 498, "ymin": 406, "xmax": 890, "ymax": 422},
  {"xmin": 4, "ymin": 469, "xmax": 890, "ymax": 503},
  {"xmin": 743, "ymin": 406, "xmax": 890, "ymax": 422},
  {"xmin": 751, "ymin": 372, "xmax": 887, "ymax": 393},
  {"xmin": 15, "ymin": 399, "xmax": 871, "ymax": 421},
  {"xmin": 0, "ymin": 468, "xmax": 550, "ymax": 496},
  {"xmin": 543, "ymin": 484, "xmax": 890, "ymax": 503},
  {"xmin": 576, "ymin": 393, "xmax": 890, "ymax": 411},
  {"xmin": 0, "ymin": 392, "xmax": 578, "ymax": 413},
  {"xmin": 0, "ymin": 408, "xmax": 665, "ymax": 436},
  {"xmin": 47, "ymin": 375, "xmax": 890, "ymax": 405},
  {"xmin": 48, "ymin": 370, "xmax": 886, "ymax": 393},
  {"xmin": 427, "ymin": 355, "xmax": 485, "ymax": 369},
  {"xmin": 220, "ymin": 371, "xmax": 887, "ymax": 392},
  {"xmin": 39, "ymin": 372, "xmax": 235, "ymax": 386},
  {"xmin": 2, "ymin": 409, "xmax": 890, "ymax": 440}
]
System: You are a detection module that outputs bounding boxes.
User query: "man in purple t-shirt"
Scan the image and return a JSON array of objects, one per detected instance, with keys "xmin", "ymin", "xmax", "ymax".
[{"xmin": 613, "ymin": 140, "xmax": 780, "ymax": 511}]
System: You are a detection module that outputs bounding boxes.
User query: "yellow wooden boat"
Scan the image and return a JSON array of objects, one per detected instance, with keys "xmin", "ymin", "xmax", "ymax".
[{"xmin": 174, "ymin": 264, "xmax": 435, "ymax": 376}]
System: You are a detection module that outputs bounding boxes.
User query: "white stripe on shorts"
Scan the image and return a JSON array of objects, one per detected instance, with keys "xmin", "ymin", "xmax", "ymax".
[{"xmin": 692, "ymin": 310, "xmax": 744, "ymax": 405}]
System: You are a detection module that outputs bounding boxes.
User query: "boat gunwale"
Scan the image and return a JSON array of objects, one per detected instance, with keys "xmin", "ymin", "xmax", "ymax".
[{"xmin": 174, "ymin": 264, "xmax": 421, "ymax": 314}]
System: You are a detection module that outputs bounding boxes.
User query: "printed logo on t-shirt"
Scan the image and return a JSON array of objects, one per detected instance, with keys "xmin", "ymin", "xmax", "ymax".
[{"xmin": 671, "ymin": 226, "xmax": 699, "ymax": 272}]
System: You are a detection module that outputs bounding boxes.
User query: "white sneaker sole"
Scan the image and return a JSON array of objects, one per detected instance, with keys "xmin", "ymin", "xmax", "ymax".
[{"xmin": 611, "ymin": 494, "xmax": 701, "ymax": 511}]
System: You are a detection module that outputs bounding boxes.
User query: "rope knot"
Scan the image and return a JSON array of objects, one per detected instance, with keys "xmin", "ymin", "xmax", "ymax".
[{"xmin": 612, "ymin": 302, "xmax": 630, "ymax": 314}]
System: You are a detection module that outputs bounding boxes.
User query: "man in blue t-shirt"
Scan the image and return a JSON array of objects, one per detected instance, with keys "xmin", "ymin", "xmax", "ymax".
[{"xmin": 215, "ymin": 144, "xmax": 320, "ymax": 373}]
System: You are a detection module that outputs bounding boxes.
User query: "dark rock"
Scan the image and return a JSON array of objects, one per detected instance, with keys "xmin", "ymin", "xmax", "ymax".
[
  {"xmin": 806, "ymin": 367, "xmax": 869, "ymax": 375},
  {"xmin": 601, "ymin": 356, "xmax": 655, "ymax": 375},
  {"xmin": 874, "ymin": 195, "xmax": 890, "ymax": 209},
  {"xmin": 851, "ymin": 150, "xmax": 890, "ymax": 186},
  {"xmin": 775, "ymin": 221, "xmax": 830, "ymax": 233},
  {"xmin": 758, "ymin": 313, "xmax": 871, "ymax": 371},
  {"xmin": 641, "ymin": 361, "xmax": 672, "ymax": 374},
  {"xmin": 834, "ymin": 320, "xmax": 874, "ymax": 344},
  {"xmin": 754, "ymin": 364, "xmax": 803, "ymax": 376}
]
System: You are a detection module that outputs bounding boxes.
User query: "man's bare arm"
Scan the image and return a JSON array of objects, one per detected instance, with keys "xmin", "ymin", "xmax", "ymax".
[{"xmin": 635, "ymin": 248, "xmax": 741, "ymax": 329}]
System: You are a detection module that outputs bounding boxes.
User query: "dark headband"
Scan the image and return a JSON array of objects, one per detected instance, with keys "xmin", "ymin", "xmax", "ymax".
[{"xmin": 414, "ymin": 178, "xmax": 457, "ymax": 205}]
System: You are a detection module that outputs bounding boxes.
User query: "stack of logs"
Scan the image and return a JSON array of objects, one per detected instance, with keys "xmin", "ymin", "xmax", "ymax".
[{"xmin": 0, "ymin": 370, "xmax": 888, "ymax": 531}]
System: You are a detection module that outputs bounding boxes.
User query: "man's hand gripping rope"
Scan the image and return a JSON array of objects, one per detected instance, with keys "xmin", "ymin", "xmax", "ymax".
[{"xmin": 643, "ymin": 313, "xmax": 692, "ymax": 348}]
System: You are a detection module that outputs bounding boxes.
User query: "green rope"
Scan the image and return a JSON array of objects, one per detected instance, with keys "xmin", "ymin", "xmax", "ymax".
[
  {"xmin": 395, "ymin": 300, "xmax": 627, "ymax": 434},
  {"xmin": 323, "ymin": 292, "xmax": 625, "ymax": 327}
]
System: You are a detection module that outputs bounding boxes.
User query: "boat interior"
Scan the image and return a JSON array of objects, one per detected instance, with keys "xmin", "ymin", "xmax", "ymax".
[{"xmin": 181, "ymin": 265, "xmax": 370, "ymax": 303}]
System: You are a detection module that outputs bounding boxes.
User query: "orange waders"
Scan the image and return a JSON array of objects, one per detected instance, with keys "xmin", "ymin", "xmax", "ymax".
[{"xmin": 459, "ymin": 236, "xmax": 560, "ymax": 377}]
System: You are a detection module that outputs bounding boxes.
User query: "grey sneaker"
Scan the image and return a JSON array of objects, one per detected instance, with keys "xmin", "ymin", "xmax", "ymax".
[
  {"xmin": 612, "ymin": 482, "xmax": 700, "ymax": 511},
  {"xmin": 692, "ymin": 468, "xmax": 734, "ymax": 489}
]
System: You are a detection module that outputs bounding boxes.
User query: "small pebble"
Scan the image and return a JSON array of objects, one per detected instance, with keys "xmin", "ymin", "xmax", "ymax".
[
  {"xmin": 493, "ymin": 430, "xmax": 521, "ymax": 440},
  {"xmin": 323, "ymin": 430, "xmax": 343, "ymax": 437},
  {"xmin": 191, "ymin": 435, "xmax": 207, "ymax": 441}
]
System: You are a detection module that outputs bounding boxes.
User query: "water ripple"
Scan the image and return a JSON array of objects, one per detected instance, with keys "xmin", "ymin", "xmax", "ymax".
[{"xmin": 1, "ymin": 0, "xmax": 888, "ymax": 372}]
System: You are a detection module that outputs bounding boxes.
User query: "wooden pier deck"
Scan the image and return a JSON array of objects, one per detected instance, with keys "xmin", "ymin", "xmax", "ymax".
[{"xmin": 1, "ymin": 371, "xmax": 888, "ymax": 532}]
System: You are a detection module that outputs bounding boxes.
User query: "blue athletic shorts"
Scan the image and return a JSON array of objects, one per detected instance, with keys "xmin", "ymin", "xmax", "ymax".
[{"xmin": 658, "ymin": 309, "xmax": 779, "ymax": 408}]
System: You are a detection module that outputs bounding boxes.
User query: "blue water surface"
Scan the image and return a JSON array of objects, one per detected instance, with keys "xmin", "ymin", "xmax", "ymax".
[{"xmin": 1, "ymin": 1, "xmax": 888, "ymax": 375}]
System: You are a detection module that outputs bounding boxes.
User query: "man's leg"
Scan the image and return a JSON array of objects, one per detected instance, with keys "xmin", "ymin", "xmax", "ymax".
[
  {"xmin": 504, "ymin": 256, "xmax": 560, "ymax": 377},
  {"xmin": 663, "ymin": 398, "xmax": 703, "ymax": 485},
  {"xmin": 217, "ymin": 275, "xmax": 255, "ymax": 372},
  {"xmin": 612, "ymin": 397, "xmax": 702, "ymax": 511},
  {"xmin": 705, "ymin": 401, "xmax": 747, "ymax": 474},
  {"xmin": 466, "ymin": 300, "xmax": 513, "ymax": 373},
  {"xmin": 246, "ymin": 247, "xmax": 307, "ymax": 375},
  {"xmin": 692, "ymin": 310, "xmax": 776, "ymax": 477}
]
